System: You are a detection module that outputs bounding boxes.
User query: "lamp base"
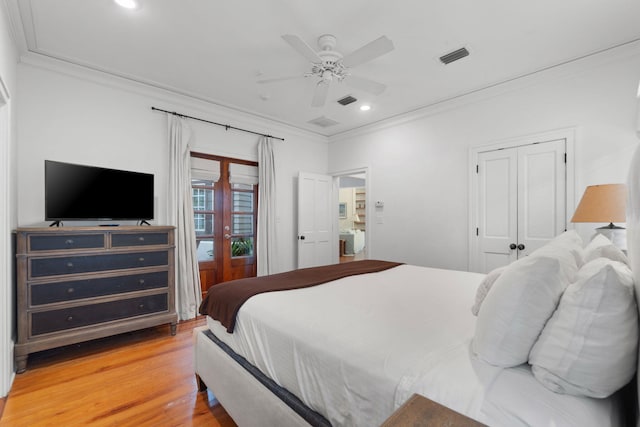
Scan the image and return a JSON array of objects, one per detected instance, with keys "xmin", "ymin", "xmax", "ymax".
[
  {"xmin": 597, "ymin": 222, "xmax": 625, "ymax": 230},
  {"xmin": 595, "ymin": 224, "xmax": 627, "ymax": 251}
]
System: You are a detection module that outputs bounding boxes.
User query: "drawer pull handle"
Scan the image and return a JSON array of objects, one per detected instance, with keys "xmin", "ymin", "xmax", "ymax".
[
  {"xmin": 138, "ymin": 237, "xmax": 145, "ymax": 242},
  {"xmin": 67, "ymin": 287, "xmax": 74, "ymax": 294},
  {"xmin": 138, "ymin": 257, "xmax": 145, "ymax": 262},
  {"xmin": 139, "ymin": 279, "xmax": 145, "ymax": 285},
  {"xmin": 138, "ymin": 304, "xmax": 145, "ymax": 309},
  {"xmin": 66, "ymin": 262, "xmax": 74, "ymax": 268},
  {"xmin": 65, "ymin": 239, "xmax": 74, "ymax": 245},
  {"xmin": 67, "ymin": 316, "xmax": 74, "ymax": 322}
]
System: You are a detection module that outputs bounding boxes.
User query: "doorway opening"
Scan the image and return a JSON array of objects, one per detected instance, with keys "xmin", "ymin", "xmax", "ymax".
[{"xmin": 337, "ymin": 173, "xmax": 367, "ymax": 263}]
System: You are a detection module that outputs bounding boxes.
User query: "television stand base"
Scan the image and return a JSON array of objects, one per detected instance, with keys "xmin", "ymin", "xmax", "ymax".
[
  {"xmin": 49, "ymin": 221, "xmax": 62, "ymax": 227},
  {"xmin": 139, "ymin": 220, "xmax": 151, "ymax": 226}
]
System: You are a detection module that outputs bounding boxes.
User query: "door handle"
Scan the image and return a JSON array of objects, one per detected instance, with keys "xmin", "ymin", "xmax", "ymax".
[
  {"xmin": 299, "ymin": 235, "xmax": 305, "ymax": 240},
  {"xmin": 509, "ymin": 243, "xmax": 517, "ymax": 250},
  {"xmin": 224, "ymin": 233, "xmax": 231, "ymax": 240},
  {"xmin": 517, "ymin": 244, "xmax": 525, "ymax": 251}
]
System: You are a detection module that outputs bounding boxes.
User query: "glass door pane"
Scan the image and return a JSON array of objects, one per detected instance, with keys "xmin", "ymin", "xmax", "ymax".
[
  {"xmin": 192, "ymin": 179, "xmax": 215, "ymax": 262},
  {"xmin": 230, "ymin": 184, "xmax": 255, "ymax": 258}
]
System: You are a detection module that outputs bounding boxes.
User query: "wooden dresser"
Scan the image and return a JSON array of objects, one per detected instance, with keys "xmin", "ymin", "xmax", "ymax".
[{"xmin": 14, "ymin": 226, "xmax": 177, "ymax": 373}]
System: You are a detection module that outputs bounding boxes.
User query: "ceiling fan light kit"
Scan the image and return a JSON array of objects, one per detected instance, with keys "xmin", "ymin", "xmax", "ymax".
[{"xmin": 258, "ymin": 33, "xmax": 394, "ymax": 107}]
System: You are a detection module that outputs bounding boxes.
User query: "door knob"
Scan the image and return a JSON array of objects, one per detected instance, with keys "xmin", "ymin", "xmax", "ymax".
[
  {"xmin": 224, "ymin": 233, "xmax": 231, "ymax": 240},
  {"xmin": 517, "ymin": 244, "xmax": 525, "ymax": 250},
  {"xmin": 299, "ymin": 235, "xmax": 305, "ymax": 240},
  {"xmin": 509, "ymin": 243, "xmax": 517, "ymax": 250}
]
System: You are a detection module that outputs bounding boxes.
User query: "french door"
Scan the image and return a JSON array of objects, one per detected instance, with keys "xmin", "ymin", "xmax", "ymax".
[
  {"xmin": 191, "ymin": 154, "xmax": 258, "ymax": 298},
  {"xmin": 475, "ymin": 139, "xmax": 566, "ymax": 273}
]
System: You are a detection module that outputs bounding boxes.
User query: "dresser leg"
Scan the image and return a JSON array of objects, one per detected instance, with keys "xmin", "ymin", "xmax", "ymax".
[
  {"xmin": 170, "ymin": 322, "xmax": 177, "ymax": 336},
  {"xmin": 16, "ymin": 355, "xmax": 28, "ymax": 374}
]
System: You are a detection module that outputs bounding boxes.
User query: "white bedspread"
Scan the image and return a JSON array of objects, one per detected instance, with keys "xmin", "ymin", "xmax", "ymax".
[{"xmin": 206, "ymin": 264, "xmax": 621, "ymax": 427}]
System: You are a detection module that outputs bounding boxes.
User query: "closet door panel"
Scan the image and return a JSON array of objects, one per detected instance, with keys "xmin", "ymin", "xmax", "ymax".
[
  {"xmin": 517, "ymin": 140, "xmax": 566, "ymax": 256},
  {"xmin": 477, "ymin": 150, "xmax": 518, "ymax": 273}
]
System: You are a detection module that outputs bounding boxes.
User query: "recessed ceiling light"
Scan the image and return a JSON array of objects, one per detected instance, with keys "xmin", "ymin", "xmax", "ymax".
[
  {"xmin": 360, "ymin": 105, "xmax": 371, "ymax": 111},
  {"xmin": 114, "ymin": 0, "xmax": 140, "ymax": 10}
]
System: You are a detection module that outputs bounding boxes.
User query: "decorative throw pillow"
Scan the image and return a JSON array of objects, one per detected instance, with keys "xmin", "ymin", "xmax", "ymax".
[
  {"xmin": 583, "ymin": 243, "xmax": 629, "ymax": 266},
  {"xmin": 530, "ymin": 230, "xmax": 583, "ymax": 273},
  {"xmin": 529, "ymin": 260, "xmax": 638, "ymax": 398},
  {"xmin": 471, "ymin": 266, "xmax": 506, "ymax": 316},
  {"xmin": 472, "ymin": 255, "xmax": 568, "ymax": 367},
  {"xmin": 581, "ymin": 233, "xmax": 612, "ymax": 259}
]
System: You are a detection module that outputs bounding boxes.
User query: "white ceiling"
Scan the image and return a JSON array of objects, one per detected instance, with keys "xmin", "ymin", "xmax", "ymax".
[{"xmin": 7, "ymin": 0, "xmax": 640, "ymax": 136}]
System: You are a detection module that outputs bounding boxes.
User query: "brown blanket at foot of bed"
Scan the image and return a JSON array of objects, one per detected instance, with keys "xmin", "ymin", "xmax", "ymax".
[{"xmin": 199, "ymin": 259, "xmax": 403, "ymax": 333}]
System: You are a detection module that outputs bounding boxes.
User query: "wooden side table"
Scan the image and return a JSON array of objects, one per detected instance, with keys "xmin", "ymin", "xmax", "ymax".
[{"xmin": 381, "ymin": 394, "xmax": 486, "ymax": 427}]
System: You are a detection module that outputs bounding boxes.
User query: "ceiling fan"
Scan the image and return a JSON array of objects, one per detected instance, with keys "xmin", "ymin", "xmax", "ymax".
[{"xmin": 258, "ymin": 34, "xmax": 394, "ymax": 107}]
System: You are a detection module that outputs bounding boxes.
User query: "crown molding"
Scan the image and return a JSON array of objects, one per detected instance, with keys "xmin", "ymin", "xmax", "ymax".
[
  {"xmin": 329, "ymin": 38, "xmax": 640, "ymax": 144},
  {"xmin": 1, "ymin": 0, "xmax": 28, "ymax": 53},
  {"xmin": 19, "ymin": 52, "xmax": 329, "ymax": 145}
]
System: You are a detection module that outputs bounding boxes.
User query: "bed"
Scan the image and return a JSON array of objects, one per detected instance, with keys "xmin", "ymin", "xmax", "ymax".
[{"xmin": 193, "ymin": 149, "xmax": 640, "ymax": 426}]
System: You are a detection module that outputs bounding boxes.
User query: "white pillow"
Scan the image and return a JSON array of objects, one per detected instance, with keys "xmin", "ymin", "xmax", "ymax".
[
  {"xmin": 549, "ymin": 229, "xmax": 583, "ymax": 247},
  {"xmin": 529, "ymin": 260, "xmax": 638, "ymax": 398},
  {"xmin": 531, "ymin": 230, "xmax": 583, "ymax": 271},
  {"xmin": 529, "ymin": 243, "xmax": 580, "ymax": 283},
  {"xmin": 583, "ymin": 243, "xmax": 629, "ymax": 266},
  {"xmin": 581, "ymin": 233, "xmax": 612, "ymax": 258},
  {"xmin": 472, "ymin": 256, "xmax": 568, "ymax": 367},
  {"xmin": 471, "ymin": 266, "xmax": 506, "ymax": 316}
]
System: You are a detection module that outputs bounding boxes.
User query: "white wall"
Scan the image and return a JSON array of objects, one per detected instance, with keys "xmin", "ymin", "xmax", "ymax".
[
  {"xmin": 16, "ymin": 55, "xmax": 328, "ymax": 273},
  {"xmin": 0, "ymin": 0, "xmax": 19, "ymax": 398},
  {"xmin": 329, "ymin": 43, "xmax": 640, "ymax": 270}
]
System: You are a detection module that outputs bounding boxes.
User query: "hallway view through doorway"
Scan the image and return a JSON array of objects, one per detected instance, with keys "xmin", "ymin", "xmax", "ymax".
[{"xmin": 337, "ymin": 173, "xmax": 367, "ymax": 264}]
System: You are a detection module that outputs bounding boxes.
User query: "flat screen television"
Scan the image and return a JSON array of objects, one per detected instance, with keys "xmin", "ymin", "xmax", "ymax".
[{"xmin": 45, "ymin": 160, "xmax": 154, "ymax": 222}]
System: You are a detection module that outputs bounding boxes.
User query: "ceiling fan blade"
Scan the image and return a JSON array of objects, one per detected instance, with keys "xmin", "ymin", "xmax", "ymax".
[
  {"xmin": 311, "ymin": 82, "xmax": 330, "ymax": 107},
  {"xmin": 282, "ymin": 34, "xmax": 322, "ymax": 63},
  {"xmin": 342, "ymin": 36, "xmax": 394, "ymax": 68},
  {"xmin": 345, "ymin": 75, "xmax": 386, "ymax": 95},
  {"xmin": 257, "ymin": 75, "xmax": 305, "ymax": 84}
]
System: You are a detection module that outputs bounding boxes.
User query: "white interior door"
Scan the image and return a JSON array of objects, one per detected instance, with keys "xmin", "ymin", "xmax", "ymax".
[
  {"xmin": 477, "ymin": 149, "xmax": 518, "ymax": 273},
  {"xmin": 476, "ymin": 139, "xmax": 566, "ymax": 273},
  {"xmin": 298, "ymin": 172, "xmax": 333, "ymax": 268},
  {"xmin": 517, "ymin": 140, "xmax": 566, "ymax": 256}
]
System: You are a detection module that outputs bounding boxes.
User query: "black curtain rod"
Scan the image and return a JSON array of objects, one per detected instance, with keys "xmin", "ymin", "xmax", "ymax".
[{"xmin": 151, "ymin": 107, "xmax": 285, "ymax": 141}]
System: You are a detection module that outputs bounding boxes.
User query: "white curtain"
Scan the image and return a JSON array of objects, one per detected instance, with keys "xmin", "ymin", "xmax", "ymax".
[
  {"xmin": 168, "ymin": 115, "xmax": 202, "ymax": 320},
  {"xmin": 257, "ymin": 136, "xmax": 278, "ymax": 276}
]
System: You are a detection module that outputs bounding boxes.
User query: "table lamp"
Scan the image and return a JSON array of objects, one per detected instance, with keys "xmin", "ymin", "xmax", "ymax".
[{"xmin": 571, "ymin": 183, "xmax": 627, "ymax": 249}]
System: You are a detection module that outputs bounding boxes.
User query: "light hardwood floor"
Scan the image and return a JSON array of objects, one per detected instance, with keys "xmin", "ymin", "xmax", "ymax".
[{"xmin": 0, "ymin": 318, "xmax": 237, "ymax": 427}]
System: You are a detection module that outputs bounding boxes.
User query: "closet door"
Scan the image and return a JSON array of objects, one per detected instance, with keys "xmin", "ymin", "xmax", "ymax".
[
  {"xmin": 477, "ymin": 149, "xmax": 518, "ymax": 273},
  {"xmin": 517, "ymin": 140, "xmax": 566, "ymax": 257},
  {"xmin": 476, "ymin": 139, "xmax": 566, "ymax": 273}
]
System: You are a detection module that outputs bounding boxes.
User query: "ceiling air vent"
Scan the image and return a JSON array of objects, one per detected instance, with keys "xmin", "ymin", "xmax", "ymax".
[
  {"xmin": 439, "ymin": 47, "xmax": 470, "ymax": 65},
  {"xmin": 308, "ymin": 116, "xmax": 340, "ymax": 128},
  {"xmin": 337, "ymin": 95, "xmax": 357, "ymax": 106}
]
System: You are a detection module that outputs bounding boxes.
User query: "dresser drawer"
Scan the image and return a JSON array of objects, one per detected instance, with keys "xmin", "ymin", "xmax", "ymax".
[
  {"xmin": 31, "ymin": 271, "xmax": 169, "ymax": 305},
  {"xmin": 31, "ymin": 293, "xmax": 168, "ymax": 336},
  {"xmin": 29, "ymin": 234, "xmax": 105, "ymax": 252},
  {"xmin": 30, "ymin": 251, "xmax": 169, "ymax": 278},
  {"xmin": 112, "ymin": 233, "xmax": 168, "ymax": 247}
]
